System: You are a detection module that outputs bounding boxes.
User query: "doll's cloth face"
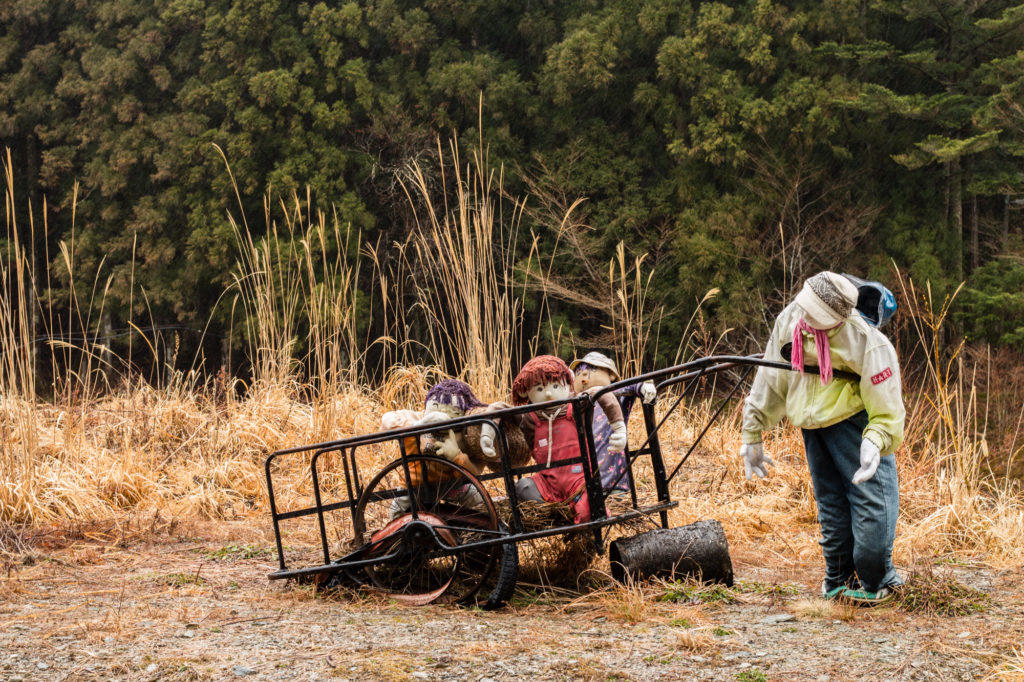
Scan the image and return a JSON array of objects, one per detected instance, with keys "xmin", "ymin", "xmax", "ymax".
[
  {"xmin": 524, "ymin": 380, "xmax": 572, "ymax": 405},
  {"xmin": 572, "ymin": 364, "xmax": 614, "ymax": 393},
  {"xmin": 424, "ymin": 399, "xmax": 464, "ymax": 420}
]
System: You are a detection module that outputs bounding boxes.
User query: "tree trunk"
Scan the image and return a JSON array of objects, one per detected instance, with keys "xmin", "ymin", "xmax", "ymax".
[
  {"xmin": 609, "ymin": 519, "xmax": 734, "ymax": 586},
  {"xmin": 969, "ymin": 194, "xmax": 979, "ymax": 273},
  {"xmin": 27, "ymin": 134, "xmax": 42, "ymax": 392},
  {"xmin": 951, "ymin": 158, "xmax": 963, "ymax": 282},
  {"xmin": 1003, "ymin": 194, "xmax": 1010, "ymax": 248},
  {"xmin": 221, "ymin": 333, "xmax": 231, "ymax": 377},
  {"xmin": 944, "ymin": 161, "xmax": 951, "ymax": 235},
  {"xmin": 102, "ymin": 313, "xmax": 114, "ymax": 379}
]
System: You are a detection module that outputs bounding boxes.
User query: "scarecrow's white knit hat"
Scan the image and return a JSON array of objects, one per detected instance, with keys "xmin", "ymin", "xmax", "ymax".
[
  {"xmin": 795, "ymin": 271, "xmax": 859, "ymax": 330},
  {"xmin": 570, "ymin": 351, "xmax": 620, "ymax": 381}
]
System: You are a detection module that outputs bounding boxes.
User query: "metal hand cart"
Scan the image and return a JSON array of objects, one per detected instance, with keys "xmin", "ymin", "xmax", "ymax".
[{"xmin": 264, "ymin": 355, "xmax": 847, "ymax": 607}]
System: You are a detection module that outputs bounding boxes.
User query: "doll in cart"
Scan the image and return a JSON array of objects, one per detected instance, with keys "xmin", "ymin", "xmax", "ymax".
[
  {"xmin": 479, "ymin": 355, "xmax": 628, "ymax": 524},
  {"xmin": 380, "ymin": 379, "xmax": 530, "ymax": 517},
  {"xmin": 571, "ymin": 351, "xmax": 657, "ymax": 496},
  {"xmin": 380, "ymin": 379, "xmax": 491, "ymax": 517}
]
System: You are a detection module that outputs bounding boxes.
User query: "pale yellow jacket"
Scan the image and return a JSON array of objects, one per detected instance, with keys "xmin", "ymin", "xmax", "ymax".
[{"xmin": 741, "ymin": 302, "xmax": 905, "ymax": 455}]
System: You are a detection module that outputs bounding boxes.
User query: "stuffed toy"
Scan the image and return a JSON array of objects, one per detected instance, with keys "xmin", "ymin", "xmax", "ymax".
[
  {"xmin": 380, "ymin": 379, "xmax": 490, "ymax": 517},
  {"xmin": 570, "ymin": 351, "xmax": 657, "ymax": 494},
  {"xmin": 479, "ymin": 355, "xmax": 627, "ymax": 524}
]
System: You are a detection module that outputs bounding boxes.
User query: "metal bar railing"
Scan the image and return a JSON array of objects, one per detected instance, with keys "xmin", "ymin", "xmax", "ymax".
[{"xmin": 664, "ymin": 364, "xmax": 754, "ymax": 485}]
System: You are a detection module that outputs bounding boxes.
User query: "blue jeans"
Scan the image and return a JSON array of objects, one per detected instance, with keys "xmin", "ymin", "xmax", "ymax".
[{"xmin": 802, "ymin": 411, "xmax": 901, "ymax": 592}]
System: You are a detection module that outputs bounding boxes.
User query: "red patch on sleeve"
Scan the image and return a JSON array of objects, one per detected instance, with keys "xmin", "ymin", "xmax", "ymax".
[{"xmin": 870, "ymin": 368, "xmax": 893, "ymax": 385}]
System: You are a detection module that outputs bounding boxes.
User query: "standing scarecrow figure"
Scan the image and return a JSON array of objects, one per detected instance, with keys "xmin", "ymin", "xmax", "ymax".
[
  {"xmin": 480, "ymin": 355, "xmax": 627, "ymax": 524},
  {"xmin": 570, "ymin": 352, "xmax": 656, "ymax": 495},
  {"xmin": 740, "ymin": 271, "xmax": 905, "ymax": 605}
]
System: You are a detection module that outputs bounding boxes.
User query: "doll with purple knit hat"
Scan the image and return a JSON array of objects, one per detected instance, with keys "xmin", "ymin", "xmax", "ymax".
[{"xmin": 380, "ymin": 378, "xmax": 490, "ymax": 517}]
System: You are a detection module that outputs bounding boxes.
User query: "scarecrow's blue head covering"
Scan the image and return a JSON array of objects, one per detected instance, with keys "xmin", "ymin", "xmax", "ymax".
[{"xmin": 843, "ymin": 274, "xmax": 897, "ymax": 328}]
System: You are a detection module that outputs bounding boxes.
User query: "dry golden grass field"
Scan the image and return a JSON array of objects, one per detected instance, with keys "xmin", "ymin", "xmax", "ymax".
[{"xmin": 2, "ymin": 375, "xmax": 1024, "ymax": 681}]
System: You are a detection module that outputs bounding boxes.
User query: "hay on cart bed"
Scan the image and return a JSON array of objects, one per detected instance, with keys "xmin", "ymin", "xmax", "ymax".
[{"xmin": 493, "ymin": 496, "xmax": 660, "ymax": 587}]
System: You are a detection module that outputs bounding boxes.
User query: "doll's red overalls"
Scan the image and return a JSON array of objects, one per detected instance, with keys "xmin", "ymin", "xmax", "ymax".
[{"xmin": 528, "ymin": 405, "xmax": 591, "ymax": 524}]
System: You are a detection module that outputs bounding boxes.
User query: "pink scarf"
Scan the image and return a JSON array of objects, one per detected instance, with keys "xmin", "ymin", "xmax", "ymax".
[{"xmin": 792, "ymin": 318, "xmax": 833, "ymax": 385}]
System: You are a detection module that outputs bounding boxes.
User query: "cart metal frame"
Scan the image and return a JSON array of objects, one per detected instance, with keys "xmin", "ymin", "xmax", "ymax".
[{"xmin": 264, "ymin": 355, "xmax": 849, "ymax": 601}]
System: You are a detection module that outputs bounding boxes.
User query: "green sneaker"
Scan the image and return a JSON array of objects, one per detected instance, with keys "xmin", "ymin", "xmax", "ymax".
[{"xmin": 841, "ymin": 586, "xmax": 893, "ymax": 606}]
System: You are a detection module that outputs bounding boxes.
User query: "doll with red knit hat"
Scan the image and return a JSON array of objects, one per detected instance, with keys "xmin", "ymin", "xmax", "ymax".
[{"xmin": 479, "ymin": 355, "xmax": 626, "ymax": 524}]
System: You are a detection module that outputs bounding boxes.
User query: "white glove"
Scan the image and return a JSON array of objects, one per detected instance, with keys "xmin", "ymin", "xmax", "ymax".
[
  {"xmin": 435, "ymin": 430, "xmax": 461, "ymax": 461},
  {"xmin": 479, "ymin": 423, "xmax": 497, "ymax": 459},
  {"xmin": 639, "ymin": 382, "xmax": 657, "ymax": 404},
  {"xmin": 852, "ymin": 439, "xmax": 881, "ymax": 485},
  {"xmin": 740, "ymin": 442, "xmax": 774, "ymax": 480},
  {"xmin": 608, "ymin": 420, "xmax": 627, "ymax": 452}
]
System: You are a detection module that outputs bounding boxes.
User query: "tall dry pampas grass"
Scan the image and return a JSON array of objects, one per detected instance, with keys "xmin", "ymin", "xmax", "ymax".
[
  {"xmin": 395, "ymin": 131, "xmax": 528, "ymax": 400},
  {"xmin": 892, "ymin": 271, "xmax": 1024, "ymax": 567},
  {"xmin": 1, "ymin": 149, "xmax": 41, "ymax": 523}
]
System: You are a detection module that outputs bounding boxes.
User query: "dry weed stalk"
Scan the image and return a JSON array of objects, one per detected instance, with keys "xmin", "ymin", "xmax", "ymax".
[
  {"xmin": 396, "ymin": 131, "xmax": 527, "ymax": 399},
  {"xmin": 2, "ymin": 150, "xmax": 120, "ymax": 522},
  {"xmin": 601, "ymin": 575, "xmax": 653, "ymax": 623},
  {"xmin": 893, "ymin": 564, "xmax": 991, "ymax": 616},
  {"xmin": 222, "ymin": 153, "xmax": 366, "ymax": 398},
  {"xmin": 983, "ymin": 649, "xmax": 1024, "ymax": 681},
  {"xmin": 670, "ymin": 627, "xmax": 722, "ymax": 653},
  {"xmin": 609, "ymin": 243, "xmax": 660, "ymax": 379},
  {"xmin": 1, "ymin": 159, "xmax": 38, "ymax": 520},
  {"xmin": 791, "ymin": 598, "xmax": 857, "ymax": 622},
  {"xmin": 893, "ymin": 268, "xmax": 1024, "ymax": 566},
  {"xmin": 560, "ymin": 571, "xmax": 656, "ymax": 623}
]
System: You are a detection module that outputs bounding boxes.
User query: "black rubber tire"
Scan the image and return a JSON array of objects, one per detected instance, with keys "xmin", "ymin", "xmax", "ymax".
[{"xmin": 476, "ymin": 523, "xmax": 519, "ymax": 610}]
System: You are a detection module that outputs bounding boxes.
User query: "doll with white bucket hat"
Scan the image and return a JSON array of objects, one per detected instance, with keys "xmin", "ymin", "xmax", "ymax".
[{"xmin": 570, "ymin": 352, "xmax": 656, "ymax": 496}]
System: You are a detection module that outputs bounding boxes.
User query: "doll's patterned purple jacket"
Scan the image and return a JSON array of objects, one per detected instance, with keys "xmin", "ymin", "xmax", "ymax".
[{"xmin": 592, "ymin": 383, "xmax": 645, "ymax": 493}]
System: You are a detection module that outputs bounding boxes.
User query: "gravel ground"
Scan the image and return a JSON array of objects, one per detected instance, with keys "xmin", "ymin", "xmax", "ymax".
[{"xmin": 2, "ymin": 520, "xmax": 1022, "ymax": 681}]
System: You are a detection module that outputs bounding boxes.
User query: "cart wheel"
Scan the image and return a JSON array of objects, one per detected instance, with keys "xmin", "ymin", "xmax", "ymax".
[
  {"xmin": 352, "ymin": 456, "xmax": 503, "ymax": 606},
  {"xmin": 474, "ymin": 522, "xmax": 519, "ymax": 610}
]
